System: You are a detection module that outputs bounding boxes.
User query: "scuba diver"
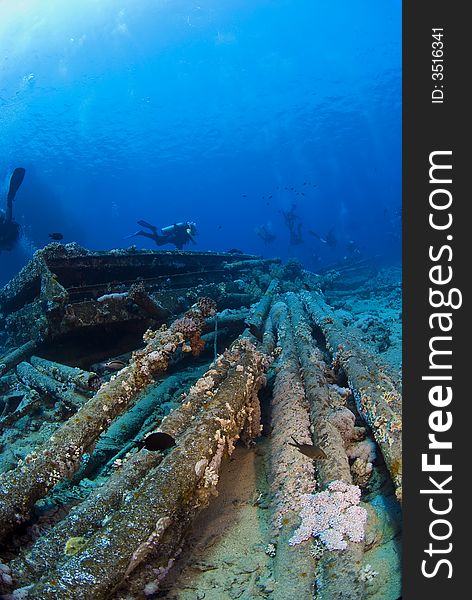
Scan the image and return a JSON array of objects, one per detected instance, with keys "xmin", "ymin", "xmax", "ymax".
[
  {"xmin": 308, "ymin": 227, "xmax": 337, "ymax": 249},
  {"xmin": 255, "ymin": 223, "xmax": 276, "ymax": 245},
  {"xmin": 281, "ymin": 204, "xmax": 304, "ymax": 246},
  {"xmin": 128, "ymin": 220, "xmax": 197, "ymax": 250},
  {"xmin": 0, "ymin": 168, "xmax": 26, "ymax": 253}
]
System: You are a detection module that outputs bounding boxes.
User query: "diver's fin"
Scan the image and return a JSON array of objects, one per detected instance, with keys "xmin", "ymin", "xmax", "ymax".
[
  {"xmin": 137, "ymin": 220, "xmax": 158, "ymax": 233},
  {"xmin": 125, "ymin": 229, "xmax": 156, "ymax": 241},
  {"xmin": 309, "ymin": 229, "xmax": 328, "ymax": 243},
  {"xmin": 6, "ymin": 168, "xmax": 26, "ymax": 222},
  {"xmin": 7, "ymin": 168, "xmax": 26, "ymax": 203},
  {"xmin": 124, "ymin": 230, "xmax": 141, "ymax": 239}
]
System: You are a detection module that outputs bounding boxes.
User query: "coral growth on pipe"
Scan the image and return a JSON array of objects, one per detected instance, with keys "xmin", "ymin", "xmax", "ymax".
[
  {"xmin": 16, "ymin": 339, "xmax": 269, "ymax": 599},
  {"xmin": 0, "ymin": 298, "xmax": 216, "ymax": 542},
  {"xmin": 289, "ymin": 480, "xmax": 367, "ymax": 550}
]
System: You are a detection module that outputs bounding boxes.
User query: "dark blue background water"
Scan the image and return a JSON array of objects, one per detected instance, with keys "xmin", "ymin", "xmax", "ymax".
[{"xmin": 0, "ymin": 0, "xmax": 401, "ymax": 285}]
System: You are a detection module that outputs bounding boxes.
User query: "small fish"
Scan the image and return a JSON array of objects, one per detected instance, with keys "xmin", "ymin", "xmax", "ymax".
[
  {"xmin": 135, "ymin": 432, "xmax": 176, "ymax": 451},
  {"xmin": 242, "ymin": 194, "xmax": 247, "ymax": 197},
  {"xmin": 100, "ymin": 359, "xmax": 127, "ymax": 371},
  {"xmin": 289, "ymin": 436, "xmax": 327, "ymax": 460},
  {"xmin": 49, "ymin": 232, "xmax": 64, "ymax": 241}
]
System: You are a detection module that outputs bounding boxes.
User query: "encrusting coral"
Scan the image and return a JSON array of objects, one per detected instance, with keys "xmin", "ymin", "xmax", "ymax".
[
  {"xmin": 289, "ymin": 480, "xmax": 367, "ymax": 550},
  {"xmin": 302, "ymin": 291, "xmax": 402, "ymax": 502},
  {"xmin": 0, "ymin": 260, "xmax": 402, "ymax": 600},
  {"xmin": 328, "ymin": 406, "xmax": 377, "ymax": 488},
  {"xmin": 0, "ymin": 298, "xmax": 216, "ymax": 542},
  {"xmin": 14, "ymin": 338, "xmax": 269, "ymax": 599},
  {"xmin": 283, "ymin": 292, "xmax": 367, "ymax": 600},
  {"xmin": 265, "ymin": 300, "xmax": 319, "ymax": 600}
]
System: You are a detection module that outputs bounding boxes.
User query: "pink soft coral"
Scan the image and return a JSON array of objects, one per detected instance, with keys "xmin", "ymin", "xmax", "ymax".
[{"xmin": 289, "ymin": 480, "xmax": 367, "ymax": 550}]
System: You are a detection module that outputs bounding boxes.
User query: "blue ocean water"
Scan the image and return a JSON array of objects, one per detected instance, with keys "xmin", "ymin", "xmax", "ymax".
[{"xmin": 0, "ymin": 0, "xmax": 401, "ymax": 285}]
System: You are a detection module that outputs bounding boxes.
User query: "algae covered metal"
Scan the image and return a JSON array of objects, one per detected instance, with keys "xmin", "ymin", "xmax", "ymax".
[{"xmin": 0, "ymin": 250, "xmax": 402, "ymax": 600}]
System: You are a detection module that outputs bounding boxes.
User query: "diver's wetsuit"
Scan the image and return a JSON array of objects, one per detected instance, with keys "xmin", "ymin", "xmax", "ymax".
[
  {"xmin": 132, "ymin": 220, "xmax": 197, "ymax": 250},
  {"xmin": 0, "ymin": 215, "xmax": 20, "ymax": 252},
  {"xmin": 0, "ymin": 168, "xmax": 25, "ymax": 253}
]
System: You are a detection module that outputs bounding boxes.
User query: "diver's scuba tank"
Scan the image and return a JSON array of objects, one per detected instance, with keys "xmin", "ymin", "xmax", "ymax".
[
  {"xmin": 161, "ymin": 223, "xmax": 183, "ymax": 235},
  {"xmin": 161, "ymin": 222, "xmax": 196, "ymax": 236}
]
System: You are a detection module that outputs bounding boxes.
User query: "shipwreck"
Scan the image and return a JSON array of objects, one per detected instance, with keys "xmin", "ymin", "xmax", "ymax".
[{"xmin": 0, "ymin": 244, "xmax": 402, "ymax": 600}]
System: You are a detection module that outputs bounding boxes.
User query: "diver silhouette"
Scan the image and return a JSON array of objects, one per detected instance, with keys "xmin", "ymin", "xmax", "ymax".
[
  {"xmin": 128, "ymin": 220, "xmax": 197, "ymax": 250},
  {"xmin": 0, "ymin": 168, "xmax": 26, "ymax": 253}
]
